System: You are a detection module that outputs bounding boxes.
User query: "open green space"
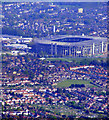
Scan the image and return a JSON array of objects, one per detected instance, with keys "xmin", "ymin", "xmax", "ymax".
[
  {"xmin": 56, "ymin": 79, "xmax": 91, "ymax": 88},
  {"xmin": 47, "ymin": 57, "xmax": 92, "ymax": 63},
  {"xmin": 47, "ymin": 57, "xmax": 106, "ymax": 62},
  {"xmin": 47, "ymin": 58, "xmax": 72, "ymax": 62},
  {"xmin": 47, "ymin": 57, "xmax": 107, "ymax": 68},
  {"xmin": 40, "ymin": 104, "xmax": 76, "ymax": 116}
]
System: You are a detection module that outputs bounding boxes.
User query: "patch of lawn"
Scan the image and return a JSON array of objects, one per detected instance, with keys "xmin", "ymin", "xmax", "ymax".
[
  {"xmin": 56, "ymin": 79, "xmax": 91, "ymax": 88},
  {"xmin": 47, "ymin": 57, "xmax": 106, "ymax": 63},
  {"xmin": 47, "ymin": 58, "xmax": 72, "ymax": 62}
]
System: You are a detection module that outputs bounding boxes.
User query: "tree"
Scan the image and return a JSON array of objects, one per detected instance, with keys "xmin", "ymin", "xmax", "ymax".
[
  {"xmin": 66, "ymin": 93, "xmax": 71, "ymax": 98},
  {"xmin": 12, "ymin": 76, "xmax": 15, "ymax": 80},
  {"xmin": 57, "ymin": 88, "xmax": 62, "ymax": 93},
  {"xmin": 49, "ymin": 98, "xmax": 52, "ymax": 104}
]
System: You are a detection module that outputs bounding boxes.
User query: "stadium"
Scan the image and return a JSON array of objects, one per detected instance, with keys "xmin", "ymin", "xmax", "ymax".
[{"xmin": 33, "ymin": 35, "xmax": 107, "ymax": 57}]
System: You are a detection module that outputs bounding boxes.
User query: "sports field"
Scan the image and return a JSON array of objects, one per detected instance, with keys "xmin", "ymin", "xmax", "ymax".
[
  {"xmin": 56, "ymin": 79, "xmax": 91, "ymax": 88},
  {"xmin": 47, "ymin": 58, "xmax": 72, "ymax": 62},
  {"xmin": 47, "ymin": 57, "xmax": 106, "ymax": 63}
]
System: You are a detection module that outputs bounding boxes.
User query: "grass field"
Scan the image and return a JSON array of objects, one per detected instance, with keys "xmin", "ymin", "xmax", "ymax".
[
  {"xmin": 56, "ymin": 79, "xmax": 91, "ymax": 88},
  {"xmin": 47, "ymin": 57, "xmax": 106, "ymax": 63},
  {"xmin": 47, "ymin": 57, "xmax": 86, "ymax": 62},
  {"xmin": 47, "ymin": 58, "xmax": 72, "ymax": 62}
]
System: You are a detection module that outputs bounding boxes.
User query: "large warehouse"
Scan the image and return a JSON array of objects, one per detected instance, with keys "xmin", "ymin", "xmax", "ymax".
[{"xmin": 33, "ymin": 35, "xmax": 107, "ymax": 57}]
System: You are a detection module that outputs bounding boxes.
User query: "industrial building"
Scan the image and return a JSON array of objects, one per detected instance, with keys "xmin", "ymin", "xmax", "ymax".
[{"xmin": 33, "ymin": 35, "xmax": 107, "ymax": 57}]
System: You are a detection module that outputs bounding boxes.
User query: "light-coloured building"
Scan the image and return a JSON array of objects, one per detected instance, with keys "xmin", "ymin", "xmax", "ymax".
[{"xmin": 78, "ymin": 8, "xmax": 83, "ymax": 13}]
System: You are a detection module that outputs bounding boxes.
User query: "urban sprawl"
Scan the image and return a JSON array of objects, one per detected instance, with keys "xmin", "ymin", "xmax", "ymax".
[{"xmin": 1, "ymin": 2, "xmax": 108, "ymax": 119}]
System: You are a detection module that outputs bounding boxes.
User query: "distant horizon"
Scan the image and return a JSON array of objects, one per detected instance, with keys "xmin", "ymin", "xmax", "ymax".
[{"xmin": 0, "ymin": 0, "xmax": 108, "ymax": 2}]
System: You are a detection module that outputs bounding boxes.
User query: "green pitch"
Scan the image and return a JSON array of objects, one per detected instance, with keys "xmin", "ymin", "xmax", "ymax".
[{"xmin": 56, "ymin": 79, "xmax": 91, "ymax": 88}]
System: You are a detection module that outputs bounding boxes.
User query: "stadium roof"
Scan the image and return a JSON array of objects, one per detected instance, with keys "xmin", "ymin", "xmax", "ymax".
[{"xmin": 33, "ymin": 35, "xmax": 107, "ymax": 47}]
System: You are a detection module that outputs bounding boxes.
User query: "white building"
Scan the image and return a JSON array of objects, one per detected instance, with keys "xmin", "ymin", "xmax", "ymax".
[
  {"xmin": 78, "ymin": 8, "xmax": 83, "ymax": 13},
  {"xmin": 5, "ymin": 44, "xmax": 28, "ymax": 49}
]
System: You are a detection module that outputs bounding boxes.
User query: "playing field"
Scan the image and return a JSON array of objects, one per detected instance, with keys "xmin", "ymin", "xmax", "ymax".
[
  {"xmin": 47, "ymin": 58, "xmax": 72, "ymax": 62},
  {"xmin": 47, "ymin": 57, "xmax": 106, "ymax": 63},
  {"xmin": 56, "ymin": 79, "xmax": 91, "ymax": 88}
]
